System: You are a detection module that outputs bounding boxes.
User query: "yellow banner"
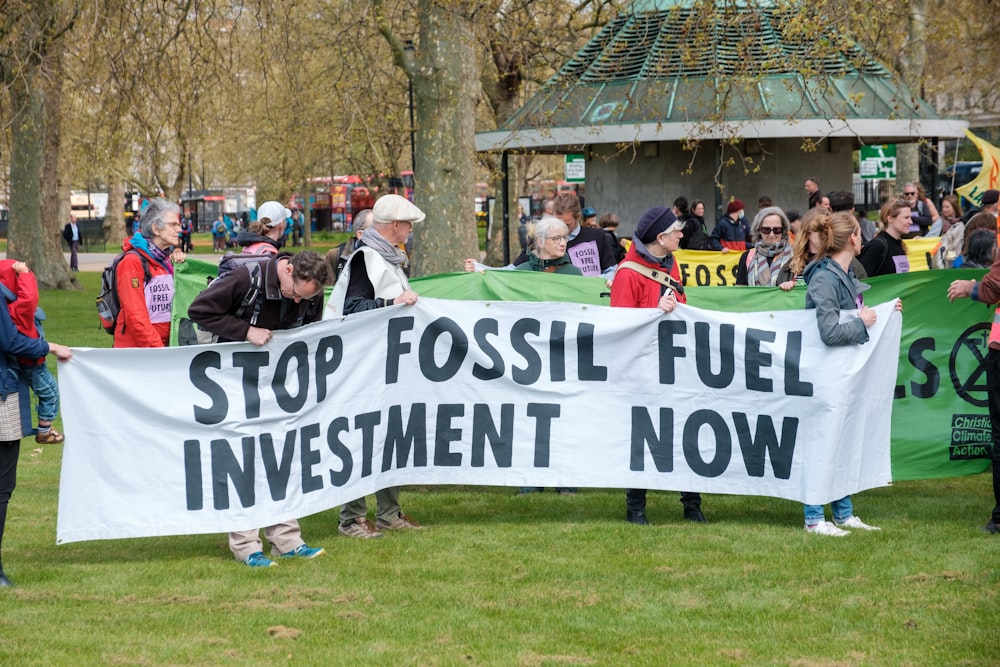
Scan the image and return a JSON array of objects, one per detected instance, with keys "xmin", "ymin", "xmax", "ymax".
[
  {"xmin": 956, "ymin": 130, "xmax": 1000, "ymax": 206},
  {"xmin": 674, "ymin": 238, "xmax": 938, "ymax": 286}
]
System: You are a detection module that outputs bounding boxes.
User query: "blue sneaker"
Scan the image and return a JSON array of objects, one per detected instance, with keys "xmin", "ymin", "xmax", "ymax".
[
  {"xmin": 279, "ymin": 544, "xmax": 325, "ymax": 559},
  {"xmin": 243, "ymin": 551, "xmax": 277, "ymax": 568}
]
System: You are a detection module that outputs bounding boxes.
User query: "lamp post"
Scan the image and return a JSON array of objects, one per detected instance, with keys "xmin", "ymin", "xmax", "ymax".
[{"xmin": 404, "ymin": 40, "xmax": 416, "ymax": 175}]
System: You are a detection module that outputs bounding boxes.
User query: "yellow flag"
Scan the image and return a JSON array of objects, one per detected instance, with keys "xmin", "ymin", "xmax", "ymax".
[{"xmin": 956, "ymin": 130, "xmax": 1000, "ymax": 205}]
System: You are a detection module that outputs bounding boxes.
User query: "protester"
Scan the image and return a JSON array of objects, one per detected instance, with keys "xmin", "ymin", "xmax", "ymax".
[
  {"xmin": 179, "ymin": 214, "xmax": 193, "ymax": 253},
  {"xmin": 113, "ymin": 198, "xmax": 185, "ymax": 349},
  {"xmin": 548, "ymin": 192, "xmax": 618, "ymax": 279},
  {"xmin": 954, "ymin": 213, "xmax": 1000, "ymax": 268},
  {"xmin": 946, "ymin": 250, "xmax": 1000, "ymax": 534},
  {"xmin": 828, "ymin": 190, "xmax": 875, "ymax": 242},
  {"xmin": 959, "ymin": 188, "xmax": 999, "ymax": 224},
  {"xmin": 326, "ymin": 209, "xmax": 374, "ymax": 283},
  {"xmin": 514, "ymin": 215, "xmax": 582, "ymax": 495},
  {"xmin": 235, "ymin": 201, "xmax": 289, "ymax": 255},
  {"xmin": 581, "ymin": 206, "xmax": 598, "ymax": 228},
  {"xmin": 324, "ymin": 194, "xmax": 425, "ymax": 538},
  {"xmin": 515, "ymin": 215, "xmax": 583, "ymax": 277},
  {"xmin": 901, "ymin": 182, "xmax": 937, "ymax": 236},
  {"xmin": 0, "ymin": 261, "xmax": 64, "ymax": 444},
  {"xmin": 859, "ymin": 198, "xmax": 910, "ymax": 277},
  {"xmin": 188, "ymin": 251, "xmax": 331, "ymax": 566},
  {"xmin": 678, "ymin": 199, "xmax": 710, "ymax": 250},
  {"xmin": 292, "ymin": 208, "xmax": 305, "ymax": 246},
  {"xmin": 62, "ymin": 216, "xmax": 80, "ymax": 272},
  {"xmin": 598, "ymin": 212, "xmax": 626, "ymax": 263},
  {"xmin": 802, "ymin": 211, "xmax": 896, "ymax": 536},
  {"xmin": 735, "ymin": 207, "xmax": 794, "ymax": 287},
  {"xmin": 927, "ymin": 194, "xmax": 962, "ymax": 238},
  {"xmin": 786, "ymin": 209, "xmax": 802, "ymax": 237},
  {"xmin": 785, "ymin": 210, "xmax": 868, "ymax": 291},
  {"xmin": 610, "ymin": 206, "xmax": 705, "ymax": 525},
  {"xmin": 804, "ymin": 177, "xmax": 820, "ymax": 209},
  {"xmin": 211, "ymin": 215, "xmax": 227, "ymax": 252},
  {"xmin": 0, "ymin": 295, "xmax": 71, "ymax": 587},
  {"xmin": 709, "ymin": 199, "xmax": 750, "ymax": 252},
  {"xmin": 961, "ymin": 229, "xmax": 997, "ymax": 268}
]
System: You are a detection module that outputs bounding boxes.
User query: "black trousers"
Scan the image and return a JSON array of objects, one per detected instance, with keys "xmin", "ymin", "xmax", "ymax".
[
  {"xmin": 0, "ymin": 439, "xmax": 20, "ymax": 571},
  {"xmin": 986, "ymin": 350, "xmax": 1000, "ymax": 523},
  {"xmin": 626, "ymin": 489, "xmax": 701, "ymax": 512}
]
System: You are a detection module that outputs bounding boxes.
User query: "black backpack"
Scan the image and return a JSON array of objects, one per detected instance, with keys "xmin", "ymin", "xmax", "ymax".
[
  {"xmin": 179, "ymin": 257, "xmax": 267, "ymax": 345},
  {"xmin": 96, "ymin": 250, "xmax": 150, "ymax": 335}
]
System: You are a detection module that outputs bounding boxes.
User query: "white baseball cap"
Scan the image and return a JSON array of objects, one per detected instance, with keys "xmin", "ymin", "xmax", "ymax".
[{"xmin": 257, "ymin": 201, "xmax": 291, "ymax": 227}]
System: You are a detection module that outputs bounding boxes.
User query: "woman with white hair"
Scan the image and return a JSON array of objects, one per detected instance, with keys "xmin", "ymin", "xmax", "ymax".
[
  {"xmin": 514, "ymin": 216, "xmax": 583, "ymax": 276},
  {"xmin": 516, "ymin": 215, "xmax": 581, "ymax": 496},
  {"xmin": 735, "ymin": 206, "xmax": 794, "ymax": 287}
]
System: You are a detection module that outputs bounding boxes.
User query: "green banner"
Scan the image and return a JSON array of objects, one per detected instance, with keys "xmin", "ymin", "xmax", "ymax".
[{"xmin": 172, "ymin": 262, "xmax": 993, "ymax": 482}]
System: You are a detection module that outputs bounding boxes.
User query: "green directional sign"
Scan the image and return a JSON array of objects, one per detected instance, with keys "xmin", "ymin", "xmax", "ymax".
[
  {"xmin": 860, "ymin": 144, "xmax": 897, "ymax": 180},
  {"xmin": 564, "ymin": 154, "xmax": 585, "ymax": 183}
]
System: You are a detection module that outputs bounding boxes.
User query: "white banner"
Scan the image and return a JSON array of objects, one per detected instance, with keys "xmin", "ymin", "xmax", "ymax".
[{"xmin": 57, "ymin": 298, "xmax": 901, "ymax": 543}]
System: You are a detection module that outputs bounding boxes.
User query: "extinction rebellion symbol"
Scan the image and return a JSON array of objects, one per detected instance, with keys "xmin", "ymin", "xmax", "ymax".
[{"xmin": 948, "ymin": 323, "xmax": 992, "ymax": 460}]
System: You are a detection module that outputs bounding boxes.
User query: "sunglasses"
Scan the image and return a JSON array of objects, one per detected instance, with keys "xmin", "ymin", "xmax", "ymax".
[
  {"xmin": 903, "ymin": 191, "xmax": 917, "ymax": 195},
  {"xmin": 759, "ymin": 226, "xmax": 783, "ymax": 235}
]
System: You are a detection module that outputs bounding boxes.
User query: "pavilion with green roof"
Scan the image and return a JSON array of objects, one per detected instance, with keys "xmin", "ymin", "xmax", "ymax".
[{"xmin": 475, "ymin": 0, "xmax": 966, "ymax": 228}]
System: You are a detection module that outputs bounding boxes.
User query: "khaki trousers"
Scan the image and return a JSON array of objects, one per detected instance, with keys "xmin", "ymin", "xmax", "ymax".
[{"xmin": 229, "ymin": 520, "xmax": 302, "ymax": 561}]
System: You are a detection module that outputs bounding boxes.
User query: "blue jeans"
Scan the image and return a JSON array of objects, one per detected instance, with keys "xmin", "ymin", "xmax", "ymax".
[
  {"xmin": 25, "ymin": 364, "xmax": 59, "ymax": 423},
  {"xmin": 804, "ymin": 496, "xmax": 853, "ymax": 526}
]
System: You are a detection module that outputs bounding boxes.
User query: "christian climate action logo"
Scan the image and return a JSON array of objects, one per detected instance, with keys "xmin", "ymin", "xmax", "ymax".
[{"xmin": 949, "ymin": 323, "xmax": 993, "ymax": 460}]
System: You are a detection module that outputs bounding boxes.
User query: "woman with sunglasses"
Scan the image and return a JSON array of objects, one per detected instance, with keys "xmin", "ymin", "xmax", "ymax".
[{"xmin": 735, "ymin": 206, "xmax": 795, "ymax": 288}]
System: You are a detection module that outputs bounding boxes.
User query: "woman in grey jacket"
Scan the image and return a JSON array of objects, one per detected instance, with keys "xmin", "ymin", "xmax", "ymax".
[{"xmin": 801, "ymin": 211, "xmax": 898, "ymax": 536}]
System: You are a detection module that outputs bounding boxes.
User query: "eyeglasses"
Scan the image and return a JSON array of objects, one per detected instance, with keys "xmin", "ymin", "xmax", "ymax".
[
  {"xmin": 165, "ymin": 222, "xmax": 182, "ymax": 229},
  {"xmin": 903, "ymin": 191, "xmax": 917, "ymax": 196},
  {"xmin": 759, "ymin": 226, "xmax": 783, "ymax": 235},
  {"xmin": 547, "ymin": 235, "xmax": 568, "ymax": 242}
]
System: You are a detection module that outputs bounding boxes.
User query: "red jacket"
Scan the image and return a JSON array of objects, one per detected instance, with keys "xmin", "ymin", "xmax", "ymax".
[
  {"xmin": 113, "ymin": 238, "xmax": 174, "ymax": 348},
  {"xmin": 610, "ymin": 242, "xmax": 687, "ymax": 308},
  {"xmin": 0, "ymin": 259, "xmax": 44, "ymax": 364}
]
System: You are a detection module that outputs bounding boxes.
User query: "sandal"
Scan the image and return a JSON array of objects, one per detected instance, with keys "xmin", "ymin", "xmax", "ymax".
[{"xmin": 35, "ymin": 428, "xmax": 65, "ymax": 444}]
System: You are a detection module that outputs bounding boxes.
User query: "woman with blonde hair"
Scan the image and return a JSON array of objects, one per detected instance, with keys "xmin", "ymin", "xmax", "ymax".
[
  {"xmin": 800, "ymin": 212, "xmax": 899, "ymax": 535},
  {"xmin": 780, "ymin": 210, "xmax": 867, "ymax": 291}
]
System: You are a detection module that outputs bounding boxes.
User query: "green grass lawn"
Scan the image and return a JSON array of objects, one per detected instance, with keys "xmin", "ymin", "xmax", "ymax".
[{"xmin": 0, "ymin": 273, "xmax": 996, "ymax": 665}]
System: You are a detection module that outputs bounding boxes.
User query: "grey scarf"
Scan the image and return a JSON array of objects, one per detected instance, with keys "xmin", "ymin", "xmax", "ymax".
[{"xmin": 361, "ymin": 226, "xmax": 409, "ymax": 268}]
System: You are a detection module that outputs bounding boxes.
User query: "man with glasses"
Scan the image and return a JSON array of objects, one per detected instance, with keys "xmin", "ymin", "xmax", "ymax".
[
  {"xmin": 187, "ymin": 250, "xmax": 331, "ymax": 567},
  {"xmin": 901, "ymin": 183, "xmax": 934, "ymax": 236},
  {"xmin": 324, "ymin": 193, "xmax": 426, "ymax": 538}
]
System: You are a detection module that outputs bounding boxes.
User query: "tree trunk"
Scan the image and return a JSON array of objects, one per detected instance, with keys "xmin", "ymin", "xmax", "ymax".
[
  {"xmin": 408, "ymin": 2, "xmax": 479, "ymax": 277},
  {"xmin": 106, "ymin": 178, "xmax": 126, "ymax": 248},
  {"xmin": 9, "ymin": 71, "xmax": 76, "ymax": 289},
  {"xmin": 896, "ymin": 0, "xmax": 928, "ymax": 191}
]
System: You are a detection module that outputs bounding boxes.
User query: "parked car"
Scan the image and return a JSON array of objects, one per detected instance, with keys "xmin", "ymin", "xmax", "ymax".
[{"xmin": 939, "ymin": 161, "xmax": 982, "ymax": 208}]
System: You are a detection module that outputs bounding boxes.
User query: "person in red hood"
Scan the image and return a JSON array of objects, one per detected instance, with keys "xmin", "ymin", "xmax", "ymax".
[
  {"xmin": 0, "ymin": 260, "xmax": 63, "ymax": 444},
  {"xmin": 113, "ymin": 198, "xmax": 185, "ymax": 348}
]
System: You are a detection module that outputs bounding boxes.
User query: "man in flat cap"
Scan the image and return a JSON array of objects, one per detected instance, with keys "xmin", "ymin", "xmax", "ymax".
[{"xmin": 324, "ymin": 193, "xmax": 424, "ymax": 538}]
